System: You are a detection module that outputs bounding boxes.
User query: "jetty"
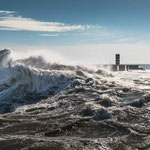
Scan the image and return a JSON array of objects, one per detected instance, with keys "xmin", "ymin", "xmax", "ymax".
[{"xmin": 104, "ymin": 54, "xmax": 144, "ymax": 71}]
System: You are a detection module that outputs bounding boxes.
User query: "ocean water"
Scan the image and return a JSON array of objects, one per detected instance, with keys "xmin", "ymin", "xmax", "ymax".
[
  {"xmin": 140, "ymin": 64, "xmax": 150, "ymax": 70},
  {"xmin": 0, "ymin": 49, "xmax": 150, "ymax": 149}
]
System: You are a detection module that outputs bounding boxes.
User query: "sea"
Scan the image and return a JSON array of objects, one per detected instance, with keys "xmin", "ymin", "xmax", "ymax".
[
  {"xmin": 0, "ymin": 49, "xmax": 150, "ymax": 149},
  {"xmin": 140, "ymin": 64, "xmax": 150, "ymax": 70}
]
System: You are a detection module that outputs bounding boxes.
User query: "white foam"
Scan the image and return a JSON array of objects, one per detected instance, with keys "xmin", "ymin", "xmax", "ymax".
[{"xmin": 0, "ymin": 49, "xmax": 74, "ymax": 102}]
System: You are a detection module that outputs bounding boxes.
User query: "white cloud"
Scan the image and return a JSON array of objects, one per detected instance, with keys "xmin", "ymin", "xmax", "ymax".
[
  {"xmin": 39, "ymin": 34, "xmax": 60, "ymax": 37},
  {"xmin": 0, "ymin": 10, "xmax": 15, "ymax": 15},
  {"xmin": 0, "ymin": 10, "xmax": 90, "ymax": 32}
]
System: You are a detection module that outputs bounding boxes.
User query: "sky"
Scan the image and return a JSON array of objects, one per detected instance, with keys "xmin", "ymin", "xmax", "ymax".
[{"xmin": 0, "ymin": 0, "xmax": 150, "ymax": 64}]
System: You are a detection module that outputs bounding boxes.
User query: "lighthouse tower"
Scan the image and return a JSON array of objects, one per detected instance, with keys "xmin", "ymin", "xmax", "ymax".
[{"xmin": 115, "ymin": 54, "xmax": 120, "ymax": 65}]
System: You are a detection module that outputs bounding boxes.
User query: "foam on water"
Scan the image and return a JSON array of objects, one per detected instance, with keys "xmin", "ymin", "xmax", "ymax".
[
  {"xmin": 0, "ymin": 49, "xmax": 150, "ymax": 111},
  {"xmin": 112, "ymin": 70, "xmax": 150, "ymax": 90},
  {"xmin": 1, "ymin": 49, "xmax": 150, "ymax": 149}
]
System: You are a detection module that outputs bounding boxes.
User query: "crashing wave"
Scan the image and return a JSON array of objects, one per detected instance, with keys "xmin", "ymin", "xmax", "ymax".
[
  {"xmin": 0, "ymin": 49, "xmax": 111, "ymax": 113},
  {"xmin": 0, "ymin": 49, "xmax": 11, "ymax": 68},
  {"xmin": 0, "ymin": 49, "xmax": 76, "ymax": 111}
]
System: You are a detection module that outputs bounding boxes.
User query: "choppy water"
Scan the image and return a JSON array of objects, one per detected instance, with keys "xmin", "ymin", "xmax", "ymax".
[{"xmin": 0, "ymin": 49, "xmax": 150, "ymax": 150}]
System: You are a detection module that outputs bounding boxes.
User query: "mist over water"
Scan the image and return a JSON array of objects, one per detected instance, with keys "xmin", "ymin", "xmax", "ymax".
[{"xmin": 0, "ymin": 49, "xmax": 150, "ymax": 149}]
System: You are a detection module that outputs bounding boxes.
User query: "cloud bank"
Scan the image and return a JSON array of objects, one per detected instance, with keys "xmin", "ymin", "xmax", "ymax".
[{"xmin": 0, "ymin": 10, "xmax": 91, "ymax": 32}]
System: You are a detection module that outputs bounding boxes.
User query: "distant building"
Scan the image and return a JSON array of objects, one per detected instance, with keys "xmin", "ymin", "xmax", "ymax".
[
  {"xmin": 115, "ymin": 54, "xmax": 120, "ymax": 65},
  {"xmin": 103, "ymin": 54, "xmax": 144, "ymax": 71}
]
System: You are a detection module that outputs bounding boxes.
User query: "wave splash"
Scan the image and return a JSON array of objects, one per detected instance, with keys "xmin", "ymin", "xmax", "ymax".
[
  {"xmin": 0, "ymin": 49, "xmax": 11, "ymax": 68},
  {"xmin": 0, "ymin": 49, "xmax": 109, "ymax": 113},
  {"xmin": 0, "ymin": 49, "xmax": 78, "ymax": 112}
]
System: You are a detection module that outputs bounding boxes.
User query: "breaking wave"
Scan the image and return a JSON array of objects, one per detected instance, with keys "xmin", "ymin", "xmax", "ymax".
[
  {"xmin": 0, "ymin": 50, "xmax": 74, "ymax": 102},
  {"xmin": 0, "ymin": 49, "xmax": 110, "ymax": 113}
]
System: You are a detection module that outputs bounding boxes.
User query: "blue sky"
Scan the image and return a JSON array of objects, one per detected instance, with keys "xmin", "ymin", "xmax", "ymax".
[{"xmin": 0, "ymin": 0, "xmax": 150, "ymax": 64}]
